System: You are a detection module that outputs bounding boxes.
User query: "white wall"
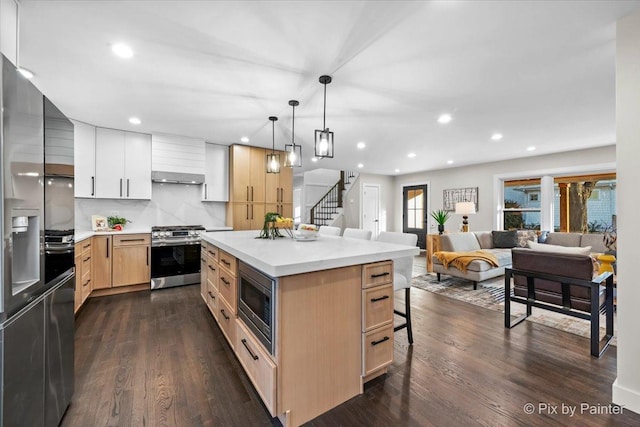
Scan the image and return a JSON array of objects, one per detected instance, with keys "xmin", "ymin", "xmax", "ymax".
[
  {"xmin": 75, "ymin": 183, "xmax": 226, "ymax": 232},
  {"xmin": 393, "ymin": 146, "xmax": 616, "ymax": 233},
  {"xmin": 344, "ymin": 173, "xmax": 395, "ymax": 232},
  {"xmin": 612, "ymin": 9, "xmax": 640, "ymax": 414},
  {"xmin": 0, "ymin": 0, "xmax": 17, "ymax": 64}
]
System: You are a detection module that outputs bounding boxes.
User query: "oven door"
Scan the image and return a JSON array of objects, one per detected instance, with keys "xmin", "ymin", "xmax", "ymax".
[
  {"xmin": 150, "ymin": 243, "xmax": 201, "ymax": 289},
  {"xmin": 44, "ymin": 245, "xmax": 75, "ymax": 286}
]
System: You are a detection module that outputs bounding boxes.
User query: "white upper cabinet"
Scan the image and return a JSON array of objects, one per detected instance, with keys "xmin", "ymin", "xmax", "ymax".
[
  {"xmin": 73, "ymin": 120, "xmax": 96, "ymax": 198},
  {"xmin": 94, "ymin": 128, "xmax": 151, "ymax": 199},
  {"xmin": 202, "ymin": 143, "xmax": 229, "ymax": 202}
]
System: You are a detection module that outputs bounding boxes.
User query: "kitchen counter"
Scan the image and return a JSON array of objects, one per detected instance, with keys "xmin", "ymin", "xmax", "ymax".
[
  {"xmin": 200, "ymin": 230, "xmax": 419, "ymax": 277},
  {"xmin": 75, "ymin": 228, "xmax": 151, "ymax": 243}
]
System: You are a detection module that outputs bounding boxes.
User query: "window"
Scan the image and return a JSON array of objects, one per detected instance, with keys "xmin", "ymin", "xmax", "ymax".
[
  {"xmin": 554, "ymin": 174, "xmax": 616, "ymax": 233},
  {"xmin": 503, "ymin": 178, "xmax": 541, "ymax": 230}
]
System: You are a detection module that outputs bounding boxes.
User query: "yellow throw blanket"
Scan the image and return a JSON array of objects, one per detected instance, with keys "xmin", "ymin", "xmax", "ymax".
[{"xmin": 434, "ymin": 250, "xmax": 499, "ymax": 272}]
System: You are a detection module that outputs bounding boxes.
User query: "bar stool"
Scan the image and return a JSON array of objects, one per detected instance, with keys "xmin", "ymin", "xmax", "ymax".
[
  {"xmin": 342, "ymin": 228, "xmax": 372, "ymax": 240},
  {"xmin": 377, "ymin": 231, "xmax": 418, "ymax": 344},
  {"xmin": 318, "ymin": 225, "xmax": 341, "ymax": 236}
]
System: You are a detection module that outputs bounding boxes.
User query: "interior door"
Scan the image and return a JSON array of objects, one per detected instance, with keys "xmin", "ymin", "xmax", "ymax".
[
  {"xmin": 362, "ymin": 184, "xmax": 380, "ymax": 239},
  {"xmin": 403, "ymin": 185, "xmax": 427, "ymax": 249}
]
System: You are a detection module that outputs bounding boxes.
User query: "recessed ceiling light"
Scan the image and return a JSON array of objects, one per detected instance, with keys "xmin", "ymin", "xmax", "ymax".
[
  {"xmin": 357, "ymin": 142, "xmax": 366, "ymax": 149},
  {"xmin": 527, "ymin": 146, "xmax": 536, "ymax": 151},
  {"xmin": 112, "ymin": 43, "xmax": 134, "ymax": 59},
  {"xmin": 129, "ymin": 117, "xmax": 141, "ymax": 125},
  {"xmin": 408, "ymin": 153, "xmax": 416, "ymax": 158},
  {"xmin": 437, "ymin": 114, "xmax": 452, "ymax": 124},
  {"xmin": 357, "ymin": 163, "xmax": 364, "ymax": 168},
  {"xmin": 491, "ymin": 133, "xmax": 503, "ymax": 141},
  {"xmin": 311, "ymin": 157, "xmax": 318, "ymax": 162},
  {"xmin": 394, "ymin": 169, "xmax": 400, "ymax": 173},
  {"xmin": 240, "ymin": 136, "xmax": 249, "ymax": 143},
  {"xmin": 18, "ymin": 67, "xmax": 34, "ymax": 79},
  {"xmin": 447, "ymin": 160, "xmax": 454, "ymax": 164}
]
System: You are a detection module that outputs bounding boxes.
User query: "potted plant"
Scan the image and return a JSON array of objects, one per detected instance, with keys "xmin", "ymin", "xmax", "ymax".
[
  {"xmin": 107, "ymin": 216, "xmax": 131, "ymax": 231},
  {"xmin": 430, "ymin": 209, "xmax": 450, "ymax": 234}
]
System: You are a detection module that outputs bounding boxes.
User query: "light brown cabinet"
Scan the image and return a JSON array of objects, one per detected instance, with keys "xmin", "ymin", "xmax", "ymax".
[
  {"xmin": 361, "ymin": 261, "xmax": 394, "ymax": 377},
  {"xmin": 228, "ymin": 145, "xmax": 293, "ymax": 230},
  {"xmin": 74, "ymin": 239, "xmax": 93, "ymax": 313},
  {"xmin": 91, "ymin": 236, "xmax": 112, "ymax": 290},
  {"xmin": 112, "ymin": 234, "xmax": 150, "ymax": 287},
  {"xmin": 74, "ymin": 244, "xmax": 83, "ymax": 313}
]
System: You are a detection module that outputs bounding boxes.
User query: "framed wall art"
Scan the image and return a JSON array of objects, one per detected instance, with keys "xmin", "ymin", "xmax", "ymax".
[{"xmin": 443, "ymin": 187, "xmax": 478, "ymax": 211}]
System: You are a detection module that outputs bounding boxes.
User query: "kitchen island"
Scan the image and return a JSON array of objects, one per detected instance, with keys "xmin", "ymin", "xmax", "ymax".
[{"xmin": 200, "ymin": 230, "xmax": 419, "ymax": 427}]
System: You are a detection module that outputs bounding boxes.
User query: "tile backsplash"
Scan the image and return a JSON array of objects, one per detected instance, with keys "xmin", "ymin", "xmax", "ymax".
[{"xmin": 75, "ymin": 182, "xmax": 226, "ymax": 231}]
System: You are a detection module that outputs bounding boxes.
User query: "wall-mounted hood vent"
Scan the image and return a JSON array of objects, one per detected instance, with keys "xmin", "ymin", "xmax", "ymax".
[{"xmin": 151, "ymin": 171, "xmax": 204, "ymax": 184}]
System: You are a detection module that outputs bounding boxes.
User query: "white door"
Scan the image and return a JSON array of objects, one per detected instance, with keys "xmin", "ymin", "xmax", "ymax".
[
  {"xmin": 362, "ymin": 184, "xmax": 380, "ymax": 238},
  {"xmin": 95, "ymin": 128, "xmax": 125, "ymax": 198},
  {"xmin": 124, "ymin": 132, "xmax": 152, "ymax": 199}
]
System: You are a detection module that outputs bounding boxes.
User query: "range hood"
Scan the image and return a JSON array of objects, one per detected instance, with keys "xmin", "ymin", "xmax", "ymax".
[{"xmin": 151, "ymin": 171, "xmax": 205, "ymax": 184}]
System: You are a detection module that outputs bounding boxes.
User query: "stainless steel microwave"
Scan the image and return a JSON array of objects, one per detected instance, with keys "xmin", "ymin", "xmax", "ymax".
[{"xmin": 237, "ymin": 261, "xmax": 275, "ymax": 355}]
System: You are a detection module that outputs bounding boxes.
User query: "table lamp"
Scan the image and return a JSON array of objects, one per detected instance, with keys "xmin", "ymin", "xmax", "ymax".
[{"xmin": 455, "ymin": 202, "xmax": 476, "ymax": 232}]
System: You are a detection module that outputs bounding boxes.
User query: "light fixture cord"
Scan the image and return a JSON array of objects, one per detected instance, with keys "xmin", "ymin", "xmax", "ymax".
[
  {"xmin": 15, "ymin": 0, "xmax": 20, "ymax": 68},
  {"xmin": 322, "ymin": 82, "xmax": 327, "ymax": 130},
  {"xmin": 272, "ymin": 119, "xmax": 275, "ymax": 154},
  {"xmin": 291, "ymin": 103, "xmax": 296, "ymax": 148}
]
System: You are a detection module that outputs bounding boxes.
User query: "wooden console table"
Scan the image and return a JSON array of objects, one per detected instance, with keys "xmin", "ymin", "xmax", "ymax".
[{"xmin": 426, "ymin": 234, "xmax": 442, "ymax": 273}]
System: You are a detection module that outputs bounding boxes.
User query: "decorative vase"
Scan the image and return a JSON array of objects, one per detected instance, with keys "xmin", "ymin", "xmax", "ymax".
[{"xmin": 437, "ymin": 224, "xmax": 445, "ymax": 234}]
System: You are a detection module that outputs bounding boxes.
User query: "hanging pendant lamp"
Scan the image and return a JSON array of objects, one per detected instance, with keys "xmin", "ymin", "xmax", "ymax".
[
  {"xmin": 314, "ymin": 75, "xmax": 334, "ymax": 158},
  {"xmin": 266, "ymin": 116, "xmax": 280, "ymax": 174},
  {"xmin": 284, "ymin": 100, "xmax": 302, "ymax": 167}
]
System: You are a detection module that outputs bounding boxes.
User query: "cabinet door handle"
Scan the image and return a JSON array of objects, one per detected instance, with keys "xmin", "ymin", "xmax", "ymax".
[
  {"xmin": 220, "ymin": 308, "xmax": 230, "ymax": 320},
  {"xmin": 251, "ymin": 204, "xmax": 254, "ymax": 220},
  {"xmin": 246, "ymin": 186, "xmax": 249, "ymax": 202},
  {"xmin": 220, "ymin": 277, "xmax": 230, "ymax": 286},
  {"xmin": 371, "ymin": 295, "xmax": 390, "ymax": 303},
  {"xmin": 106, "ymin": 239, "xmax": 109, "ymax": 258},
  {"xmin": 120, "ymin": 178, "xmax": 123, "ymax": 197},
  {"xmin": 371, "ymin": 272, "xmax": 390, "ymax": 278},
  {"xmin": 246, "ymin": 204, "xmax": 249, "ymax": 220},
  {"xmin": 91, "ymin": 176, "xmax": 95, "ymax": 196},
  {"xmin": 251, "ymin": 186, "xmax": 254, "ymax": 201},
  {"xmin": 241, "ymin": 339, "xmax": 259, "ymax": 360},
  {"xmin": 146, "ymin": 247, "xmax": 149, "ymax": 266},
  {"xmin": 371, "ymin": 336, "xmax": 390, "ymax": 346},
  {"xmin": 127, "ymin": 179, "xmax": 130, "ymax": 197},
  {"xmin": 204, "ymin": 183, "xmax": 208, "ymax": 200}
]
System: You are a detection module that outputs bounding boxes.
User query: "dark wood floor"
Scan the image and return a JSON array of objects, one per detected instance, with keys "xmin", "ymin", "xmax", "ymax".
[{"xmin": 62, "ymin": 284, "xmax": 640, "ymax": 427}]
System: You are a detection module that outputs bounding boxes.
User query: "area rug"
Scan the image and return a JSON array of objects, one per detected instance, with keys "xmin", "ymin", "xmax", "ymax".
[{"xmin": 411, "ymin": 273, "xmax": 617, "ymax": 346}]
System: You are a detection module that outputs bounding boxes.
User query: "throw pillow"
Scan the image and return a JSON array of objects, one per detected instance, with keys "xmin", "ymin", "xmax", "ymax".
[
  {"xmin": 516, "ymin": 230, "xmax": 537, "ymax": 248},
  {"xmin": 526, "ymin": 241, "xmax": 592, "ymax": 255},
  {"xmin": 492, "ymin": 230, "xmax": 518, "ymax": 248}
]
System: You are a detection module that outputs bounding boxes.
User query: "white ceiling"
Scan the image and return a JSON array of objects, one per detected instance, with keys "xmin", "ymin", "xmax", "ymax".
[{"xmin": 18, "ymin": 0, "xmax": 640, "ymax": 176}]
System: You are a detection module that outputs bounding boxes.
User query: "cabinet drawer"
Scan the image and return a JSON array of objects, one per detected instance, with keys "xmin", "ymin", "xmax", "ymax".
[
  {"xmin": 113, "ymin": 234, "xmax": 150, "ymax": 246},
  {"xmin": 218, "ymin": 267, "xmax": 236, "ymax": 311},
  {"xmin": 80, "ymin": 240, "xmax": 92, "ymax": 253},
  {"xmin": 205, "ymin": 245, "xmax": 219, "ymax": 262},
  {"xmin": 217, "ymin": 297, "xmax": 236, "ymax": 349},
  {"xmin": 81, "ymin": 254, "xmax": 92, "ymax": 277},
  {"xmin": 81, "ymin": 276, "xmax": 92, "ymax": 302},
  {"xmin": 218, "ymin": 250, "xmax": 237, "ymax": 274},
  {"xmin": 207, "ymin": 261, "xmax": 219, "ymax": 291},
  {"xmin": 363, "ymin": 324, "xmax": 394, "ymax": 376},
  {"xmin": 362, "ymin": 284, "xmax": 393, "ymax": 332},
  {"xmin": 362, "ymin": 261, "xmax": 393, "ymax": 288},
  {"xmin": 206, "ymin": 285, "xmax": 218, "ymax": 317},
  {"xmin": 235, "ymin": 320, "xmax": 276, "ymax": 416}
]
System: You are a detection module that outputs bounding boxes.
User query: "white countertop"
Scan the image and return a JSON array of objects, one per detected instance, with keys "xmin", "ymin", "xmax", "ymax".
[{"xmin": 201, "ymin": 230, "xmax": 420, "ymax": 277}]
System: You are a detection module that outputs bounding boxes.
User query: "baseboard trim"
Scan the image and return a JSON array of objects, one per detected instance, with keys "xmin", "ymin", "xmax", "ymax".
[
  {"xmin": 90, "ymin": 283, "xmax": 150, "ymax": 298},
  {"xmin": 613, "ymin": 378, "xmax": 640, "ymax": 415}
]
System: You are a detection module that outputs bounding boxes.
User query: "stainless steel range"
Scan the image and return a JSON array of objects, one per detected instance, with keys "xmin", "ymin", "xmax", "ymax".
[{"xmin": 150, "ymin": 225, "xmax": 205, "ymax": 290}]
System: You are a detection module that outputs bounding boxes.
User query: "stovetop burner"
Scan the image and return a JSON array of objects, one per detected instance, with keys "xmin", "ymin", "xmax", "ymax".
[
  {"xmin": 151, "ymin": 225, "xmax": 205, "ymax": 241},
  {"xmin": 151, "ymin": 225, "xmax": 205, "ymax": 232}
]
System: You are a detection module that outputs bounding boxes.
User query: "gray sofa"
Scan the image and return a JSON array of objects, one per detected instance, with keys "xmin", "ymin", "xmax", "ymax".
[{"xmin": 432, "ymin": 231, "xmax": 608, "ymax": 289}]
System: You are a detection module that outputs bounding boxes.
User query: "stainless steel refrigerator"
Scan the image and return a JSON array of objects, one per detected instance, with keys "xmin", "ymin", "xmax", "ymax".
[{"xmin": 1, "ymin": 54, "xmax": 75, "ymax": 427}]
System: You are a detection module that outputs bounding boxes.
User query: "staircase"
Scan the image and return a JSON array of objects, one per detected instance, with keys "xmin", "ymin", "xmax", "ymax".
[{"xmin": 310, "ymin": 171, "xmax": 358, "ymax": 227}]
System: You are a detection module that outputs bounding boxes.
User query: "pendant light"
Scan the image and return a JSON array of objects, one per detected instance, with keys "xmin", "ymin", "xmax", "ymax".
[
  {"xmin": 284, "ymin": 100, "xmax": 302, "ymax": 167},
  {"xmin": 266, "ymin": 116, "xmax": 280, "ymax": 174},
  {"xmin": 314, "ymin": 75, "xmax": 334, "ymax": 158}
]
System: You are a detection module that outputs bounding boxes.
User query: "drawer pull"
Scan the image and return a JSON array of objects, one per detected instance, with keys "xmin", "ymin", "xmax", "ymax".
[
  {"xmin": 83, "ymin": 279, "xmax": 91, "ymax": 287},
  {"xmin": 371, "ymin": 272, "xmax": 390, "ymax": 278},
  {"xmin": 221, "ymin": 259, "xmax": 231, "ymax": 267},
  {"xmin": 221, "ymin": 277, "xmax": 230, "ymax": 286},
  {"xmin": 83, "ymin": 243, "xmax": 91, "ymax": 249},
  {"xmin": 371, "ymin": 295, "xmax": 390, "ymax": 303},
  {"xmin": 220, "ymin": 308, "xmax": 230, "ymax": 320},
  {"xmin": 371, "ymin": 336, "xmax": 390, "ymax": 346},
  {"xmin": 208, "ymin": 291, "xmax": 215, "ymax": 300},
  {"xmin": 208, "ymin": 250, "xmax": 216, "ymax": 256},
  {"xmin": 241, "ymin": 339, "xmax": 259, "ymax": 361},
  {"xmin": 120, "ymin": 238, "xmax": 145, "ymax": 242},
  {"xmin": 208, "ymin": 265, "xmax": 216, "ymax": 272},
  {"xmin": 83, "ymin": 256, "xmax": 91, "ymax": 262}
]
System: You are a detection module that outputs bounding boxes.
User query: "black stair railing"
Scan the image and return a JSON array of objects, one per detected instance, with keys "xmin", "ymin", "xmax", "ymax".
[{"xmin": 310, "ymin": 171, "xmax": 357, "ymax": 226}]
